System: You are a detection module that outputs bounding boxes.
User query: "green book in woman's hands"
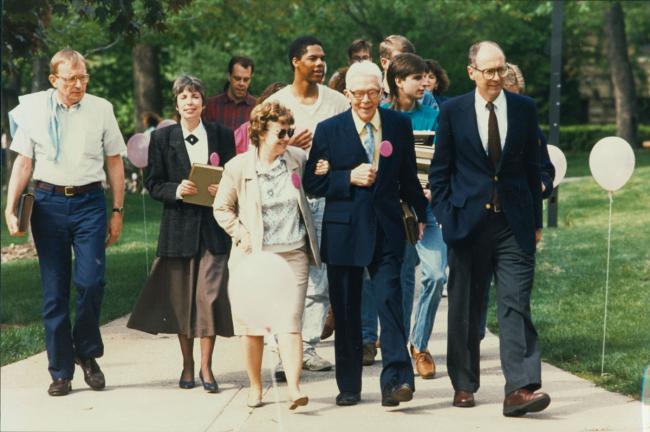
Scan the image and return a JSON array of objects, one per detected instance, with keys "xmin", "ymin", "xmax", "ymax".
[{"xmin": 183, "ymin": 163, "xmax": 223, "ymax": 207}]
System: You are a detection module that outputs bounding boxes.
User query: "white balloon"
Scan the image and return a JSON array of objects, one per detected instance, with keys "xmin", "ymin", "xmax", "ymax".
[
  {"xmin": 589, "ymin": 137, "xmax": 636, "ymax": 192},
  {"xmin": 547, "ymin": 145, "xmax": 567, "ymax": 187},
  {"xmin": 228, "ymin": 252, "xmax": 297, "ymax": 332}
]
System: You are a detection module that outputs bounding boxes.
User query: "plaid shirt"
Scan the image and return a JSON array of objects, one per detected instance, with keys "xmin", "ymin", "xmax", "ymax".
[{"xmin": 202, "ymin": 92, "xmax": 256, "ymax": 131}]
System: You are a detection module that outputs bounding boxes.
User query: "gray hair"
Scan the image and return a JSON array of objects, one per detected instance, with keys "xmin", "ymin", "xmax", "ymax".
[
  {"xmin": 468, "ymin": 41, "xmax": 505, "ymax": 66},
  {"xmin": 172, "ymin": 74, "xmax": 206, "ymax": 106},
  {"xmin": 345, "ymin": 61, "xmax": 383, "ymax": 90}
]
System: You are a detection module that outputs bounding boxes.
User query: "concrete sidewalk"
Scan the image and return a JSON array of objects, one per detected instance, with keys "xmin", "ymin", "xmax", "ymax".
[{"xmin": 1, "ymin": 299, "xmax": 643, "ymax": 432}]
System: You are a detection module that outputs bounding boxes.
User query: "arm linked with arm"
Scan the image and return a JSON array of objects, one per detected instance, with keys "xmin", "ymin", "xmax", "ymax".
[{"xmin": 303, "ymin": 124, "xmax": 352, "ymax": 199}]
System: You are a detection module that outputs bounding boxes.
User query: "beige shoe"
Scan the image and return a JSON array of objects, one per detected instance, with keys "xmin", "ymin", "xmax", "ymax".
[
  {"xmin": 410, "ymin": 345, "xmax": 436, "ymax": 379},
  {"xmin": 289, "ymin": 395, "xmax": 309, "ymax": 410},
  {"xmin": 247, "ymin": 390, "xmax": 263, "ymax": 408}
]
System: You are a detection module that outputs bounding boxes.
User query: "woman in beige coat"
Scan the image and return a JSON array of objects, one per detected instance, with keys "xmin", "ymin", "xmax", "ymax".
[{"xmin": 213, "ymin": 101, "xmax": 327, "ymax": 409}]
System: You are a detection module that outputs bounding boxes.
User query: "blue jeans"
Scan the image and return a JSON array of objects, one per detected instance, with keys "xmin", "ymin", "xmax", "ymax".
[
  {"xmin": 411, "ymin": 205, "xmax": 447, "ymax": 351},
  {"xmin": 31, "ymin": 188, "xmax": 107, "ymax": 380},
  {"xmin": 361, "ymin": 204, "xmax": 447, "ymax": 351},
  {"xmin": 301, "ymin": 197, "xmax": 329, "ymax": 352}
]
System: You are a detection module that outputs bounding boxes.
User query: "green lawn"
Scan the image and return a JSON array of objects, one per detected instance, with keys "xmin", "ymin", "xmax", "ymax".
[
  {"xmin": 488, "ymin": 148, "xmax": 650, "ymax": 399},
  {"xmin": 0, "ymin": 191, "xmax": 162, "ymax": 365}
]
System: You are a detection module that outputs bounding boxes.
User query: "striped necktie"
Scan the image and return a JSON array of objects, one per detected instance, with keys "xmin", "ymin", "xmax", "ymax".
[{"xmin": 363, "ymin": 123, "xmax": 375, "ymax": 163}]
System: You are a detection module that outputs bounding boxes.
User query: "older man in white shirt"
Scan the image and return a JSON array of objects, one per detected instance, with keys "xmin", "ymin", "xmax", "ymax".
[{"xmin": 4, "ymin": 48, "xmax": 125, "ymax": 397}]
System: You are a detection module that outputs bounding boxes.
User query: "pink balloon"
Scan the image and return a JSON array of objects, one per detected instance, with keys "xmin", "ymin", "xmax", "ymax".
[
  {"xmin": 291, "ymin": 172, "xmax": 301, "ymax": 189},
  {"xmin": 210, "ymin": 152, "xmax": 220, "ymax": 166},
  {"xmin": 126, "ymin": 133, "xmax": 150, "ymax": 168},
  {"xmin": 228, "ymin": 252, "xmax": 297, "ymax": 331},
  {"xmin": 380, "ymin": 140, "xmax": 393, "ymax": 157},
  {"xmin": 156, "ymin": 119, "xmax": 176, "ymax": 130}
]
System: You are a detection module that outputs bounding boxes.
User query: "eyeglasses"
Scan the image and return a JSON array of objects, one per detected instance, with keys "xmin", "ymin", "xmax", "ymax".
[
  {"xmin": 56, "ymin": 74, "xmax": 90, "ymax": 85},
  {"xmin": 349, "ymin": 89, "xmax": 381, "ymax": 101},
  {"xmin": 469, "ymin": 65, "xmax": 509, "ymax": 80},
  {"xmin": 277, "ymin": 128, "xmax": 295, "ymax": 139}
]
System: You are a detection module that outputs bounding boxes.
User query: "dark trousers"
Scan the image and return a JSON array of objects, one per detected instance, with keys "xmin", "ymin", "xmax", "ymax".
[
  {"xmin": 31, "ymin": 188, "xmax": 107, "ymax": 380},
  {"xmin": 327, "ymin": 232, "xmax": 413, "ymax": 394},
  {"xmin": 446, "ymin": 212, "xmax": 541, "ymax": 395}
]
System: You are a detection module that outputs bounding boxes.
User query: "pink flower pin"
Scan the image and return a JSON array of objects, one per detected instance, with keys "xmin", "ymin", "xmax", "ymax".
[
  {"xmin": 380, "ymin": 140, "xmax": 393, "ymax": 157},
  {"xmin": 209, "ymin": 152, "xmax": 220, "ymax": 166},
  {"xmin": 291, "ymin": 172, "xmax": 302, "ymax": 189}
]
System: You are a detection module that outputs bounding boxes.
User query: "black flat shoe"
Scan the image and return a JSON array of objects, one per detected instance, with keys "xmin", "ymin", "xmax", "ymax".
[
  {"xmin": 335, "ymin": 392, "xmax": 361, "ymax": 406},
  {"xmin": 199, "ymin": 370, "xmax": 218, "ymax": 393},
  {"xmin": 179, "ymin": 369, "xmax": 195, "ymax": 389}
]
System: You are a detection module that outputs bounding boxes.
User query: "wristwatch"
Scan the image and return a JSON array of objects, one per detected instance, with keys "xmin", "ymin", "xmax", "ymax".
[{"xmin": 112, "ymin": 207, "xmax": 124, "ymax": 214}]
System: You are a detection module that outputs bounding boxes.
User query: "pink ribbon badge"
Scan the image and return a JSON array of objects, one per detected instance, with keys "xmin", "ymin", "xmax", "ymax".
[
  {"xmin": 291, "ymin": 172, "xmax": 301, "ymax": 189},
  {"xmin": 209, "ymin": 152, "xmax": 220, "ymax": 166},
  {"xmin": 380, "ymin": 140, "xmax": 393, "ymax": 157}
]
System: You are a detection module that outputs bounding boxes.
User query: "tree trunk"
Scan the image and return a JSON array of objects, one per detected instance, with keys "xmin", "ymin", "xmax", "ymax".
[
  {"xmin": 31, "ymin": 55, "xmax": 50, "ymax": 92},
  {"xmin": 132, "ymin": 43, "xmax": 163, "ymax": 133},
  {"xmin": 603, "ymin": 1, "xmax": 638, "ymax": 147}
]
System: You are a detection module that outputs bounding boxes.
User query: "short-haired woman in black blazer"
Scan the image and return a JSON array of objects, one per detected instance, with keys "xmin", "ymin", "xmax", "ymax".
[{"xmin": 128, "ymin": 75, "xmax": 235, "ymax": 393}]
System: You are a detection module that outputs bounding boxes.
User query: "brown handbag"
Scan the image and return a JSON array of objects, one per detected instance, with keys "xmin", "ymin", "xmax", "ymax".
[{"xmin": 401, "ymin": 201, "xmax": 419, "ymax": 245}]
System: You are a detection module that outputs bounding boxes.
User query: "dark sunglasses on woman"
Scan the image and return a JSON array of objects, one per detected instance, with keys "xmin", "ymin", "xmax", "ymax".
[{"xmin": 277, "ymin": 128, "xmax": 295, "ymax": 139}]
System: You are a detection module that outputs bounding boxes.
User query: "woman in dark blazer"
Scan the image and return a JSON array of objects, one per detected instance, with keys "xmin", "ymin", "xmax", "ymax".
[{"xmin": 128, "ymin": 74, "xmax": 235, "ymax": 393}]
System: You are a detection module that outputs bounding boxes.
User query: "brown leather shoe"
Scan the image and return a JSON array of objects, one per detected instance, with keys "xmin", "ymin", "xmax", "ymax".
[
  {"xmin": 453, "ymin": 390, "xmax": 475, "ymax": 407},
  {"xmin": 75, "ymin": 356, "xmax": 105, "ymax": 390},
  {"xmin": 503, "ymin": 388, "xmax": 550, "ymax": 417},
  {"xmin": 48, "ymin": 378, "xmax": 72, "ymax": 396},
  {"xmin": 320, "ymin": 306, "xmax": 335, "ymax": 340},
  {"xmin": 410, "ymin": 345, "xmax": 436, "ymax": 379},
  {"xmin": 362, "ymin": 343, "xmax": 377, "ymax": 366}
]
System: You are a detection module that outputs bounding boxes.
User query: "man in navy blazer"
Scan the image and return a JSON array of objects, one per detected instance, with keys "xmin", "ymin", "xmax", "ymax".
[
  {"xmin": 429, "ymin": 41, "xmax": 550, "ymax": 417},
  {"xmin": 304, "ymin": 61, "xmax": 427, "ymax": 407}
]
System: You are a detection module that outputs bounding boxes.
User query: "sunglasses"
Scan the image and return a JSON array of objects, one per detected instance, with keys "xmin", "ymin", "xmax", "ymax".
[{"xmin": 277, "ymin": 128, "xmax": 295, "ymax": 139}]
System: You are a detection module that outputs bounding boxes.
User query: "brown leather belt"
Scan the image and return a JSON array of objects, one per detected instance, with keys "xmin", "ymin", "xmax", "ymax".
[{"xmin": 35, "ymin": 181, "xmax": 102, "ymax": 197}]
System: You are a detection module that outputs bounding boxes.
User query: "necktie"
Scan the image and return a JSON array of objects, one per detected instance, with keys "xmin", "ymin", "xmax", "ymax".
[
  {"xmin": 47, "ymin": 90, "xmax": 62, "ymax": 161},
  {"xmin": 185, "ymin": 134, "xmax": 198, "ymax": 145},
  {"xmin": 363, "ymin": 123, "xmax": 375, "ymax": 163},
  {"xmin": 486, "ymin": 102, "xmax": 501, "ymax": 210},
  {"xmin": 486, "ymin": 102, "xmax": 501, "ymax": 168}
]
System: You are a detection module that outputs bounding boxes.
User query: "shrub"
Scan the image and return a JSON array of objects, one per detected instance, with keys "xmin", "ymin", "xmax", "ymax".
[{"xmin": 540, "ymin": 124, "xmax": 650, "ymax": 152}]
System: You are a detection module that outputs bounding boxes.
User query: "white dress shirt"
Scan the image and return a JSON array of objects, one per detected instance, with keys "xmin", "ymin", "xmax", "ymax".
[
  {"xmin": 176, "ymin": 121, "xmax": 208, "ymax": 200},
  {"xmin": 474, "ymin": 89, "xmax": 508, "ymax": 153},
  {"xmin": 181, "ymin": 120, "xmax": 208, "ymax": 164}
]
